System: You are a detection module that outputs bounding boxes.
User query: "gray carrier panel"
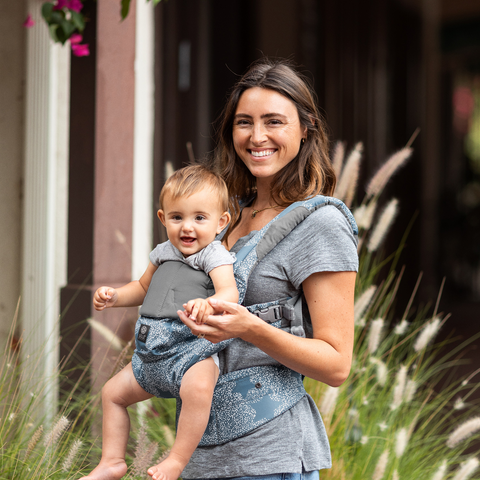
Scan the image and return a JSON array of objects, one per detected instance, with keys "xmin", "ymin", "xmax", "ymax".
[{"xmin": 139, "ymin": 261, "xmax": 215, "ymax": 319}]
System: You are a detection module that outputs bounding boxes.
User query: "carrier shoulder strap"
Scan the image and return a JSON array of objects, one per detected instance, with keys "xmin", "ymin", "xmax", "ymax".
[
  {"xmin": 234, "ymin": 195, "xmax": 357, "ymax": 304},
  {"xmin": 234, "ymin": 195, "xmax": 357, "ymax": 338}
]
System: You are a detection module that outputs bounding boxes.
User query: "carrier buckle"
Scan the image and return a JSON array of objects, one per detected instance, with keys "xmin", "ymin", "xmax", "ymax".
[{"xmin": 254, "ymin": 305, "xmax": 283, "ymax": 322}]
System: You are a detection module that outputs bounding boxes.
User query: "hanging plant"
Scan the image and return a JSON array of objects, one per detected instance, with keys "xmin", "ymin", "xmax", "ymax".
[{"xmin": 24, "ymin": 0, "xmax": 164, "ymax": 57}]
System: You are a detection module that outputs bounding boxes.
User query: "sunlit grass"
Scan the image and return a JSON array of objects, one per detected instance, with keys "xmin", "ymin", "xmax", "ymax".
[{"xmin": 2, "ymin": 141, "xmax": 479, "ymax": 479}]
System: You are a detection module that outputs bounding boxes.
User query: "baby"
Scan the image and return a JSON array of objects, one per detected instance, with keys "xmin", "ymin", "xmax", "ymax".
[{"xmin": 81, "ymin": 165, "xmax": 238, "ymax": 480}]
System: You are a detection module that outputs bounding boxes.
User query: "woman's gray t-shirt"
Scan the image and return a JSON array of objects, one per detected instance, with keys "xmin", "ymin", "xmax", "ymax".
[{"xmin": 182, "ymin": 204, "xmax": 359, "ymax": 479}]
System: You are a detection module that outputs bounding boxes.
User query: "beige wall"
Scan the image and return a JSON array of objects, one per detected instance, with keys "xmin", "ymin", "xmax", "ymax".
[{"xmin": 0, "ymin": 2, "xmax": 26, "ymax": 346}]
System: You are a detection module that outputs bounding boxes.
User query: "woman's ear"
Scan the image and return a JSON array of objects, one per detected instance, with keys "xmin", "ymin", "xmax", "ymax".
[
  {"xmin": 217, "ymin": 211, "xmax": 232, "ymax": 233},
  {"xmin": 157, "ymin": 209, "xmax": 166, "ymax": 226}
]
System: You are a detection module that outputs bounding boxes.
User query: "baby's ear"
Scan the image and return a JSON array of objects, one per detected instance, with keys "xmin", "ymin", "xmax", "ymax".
[
  {"xmin": 157, "ymin": 209, "xmax": 166, "ymax": 226},
  {"xmin": 217, "ymin": 211, "xmax": 231, "ymax": 233}
]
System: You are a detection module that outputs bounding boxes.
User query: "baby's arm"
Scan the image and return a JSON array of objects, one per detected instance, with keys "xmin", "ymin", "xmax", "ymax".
[
  {"xmin": 184, "ymin": 264, "xmax": 238, "ymax": 323},
  {"xmin": 93, "ymin": 262, "xmax": 158, "ymax": 311}
]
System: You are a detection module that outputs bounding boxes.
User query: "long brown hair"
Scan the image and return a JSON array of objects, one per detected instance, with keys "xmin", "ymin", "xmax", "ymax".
[{"xmin": 214, "ymin": 58, "xmax": 336, "ymax": 231}]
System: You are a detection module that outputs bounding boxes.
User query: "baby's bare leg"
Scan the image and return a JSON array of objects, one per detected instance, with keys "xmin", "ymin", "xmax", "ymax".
[
  {"xmin": 79, "ymin": 363, "xmax": 152, "ymax": 480},
  {"xmin": 147, "ymin": 357, "xmax": 219, "ymax": 480}
]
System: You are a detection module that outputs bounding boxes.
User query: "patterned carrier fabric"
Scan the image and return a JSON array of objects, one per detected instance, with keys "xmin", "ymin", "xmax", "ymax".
[
  {"xmin": 194, "ymin": 196, "xmax": 357, "ymax": 446},
  {"xmin": 177, "ymin": 365, "xmax": 306, "ymax": 446},
  {"xmin": 132, "ymin": 314, "xmax": 232, "ymax": 399},
  {"xmin": 133, "ymin": 195, "xmax": 356, "ymax": 444}
]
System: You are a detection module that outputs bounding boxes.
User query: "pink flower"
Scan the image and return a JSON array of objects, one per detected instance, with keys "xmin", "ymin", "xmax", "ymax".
[
  {"xmin": 68, "ymin": 0, "xmax": 83, "ymax": 12},
  {"xmin": 53, "ymin": 0, "xmax": 68, "ymax": 10},
  {"xmin": 69, "ymin": 33, "xmax": 83, "ymax": 45},
  {"xmin": 71, "ymin": 43, "xmax": 89, "ymax": 57},
  {"xmin": 23, "ymin": 14, "xmax": 35, "ymax": 28}
]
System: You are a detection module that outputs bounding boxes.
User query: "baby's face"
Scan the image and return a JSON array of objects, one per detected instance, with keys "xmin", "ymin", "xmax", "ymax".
[{"xmin": 158, "ymin": 188, "xmax": 230, "ymax": 257}]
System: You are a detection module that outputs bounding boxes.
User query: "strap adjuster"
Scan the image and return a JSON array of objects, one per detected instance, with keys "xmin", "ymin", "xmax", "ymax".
[{"xmin": 254, "ymin": 305, "xmax": 283, "ymax": 322}]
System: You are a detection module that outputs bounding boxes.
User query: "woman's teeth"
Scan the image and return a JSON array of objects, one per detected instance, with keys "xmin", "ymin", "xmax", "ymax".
[{"xmin": 251, "ymin": 150, "xmax": 275, "ymax": 157}]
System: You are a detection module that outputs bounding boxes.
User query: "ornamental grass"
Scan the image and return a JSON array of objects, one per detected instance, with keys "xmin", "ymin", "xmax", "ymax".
[
  {"xmin": 2, "ymin": 141, "xmax": 480, "ymax": 479},
  {"xmin": 308, "ymin": 141, "xmax": 480, "ymax": 480}
]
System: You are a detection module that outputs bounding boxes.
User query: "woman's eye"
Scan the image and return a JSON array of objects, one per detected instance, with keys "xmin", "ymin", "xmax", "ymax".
[
  {"xmin": 235, "ymin": 119, "xmax": 250, "ymax": 126},
  {"xmin": 268, "ymin": 119, "xmax": 282, "ymax": 125}
]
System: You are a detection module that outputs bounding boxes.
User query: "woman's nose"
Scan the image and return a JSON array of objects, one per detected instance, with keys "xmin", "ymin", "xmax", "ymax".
[{"xmin": 251, "ymin": 123, "xmax": 267, "ymax": 145}]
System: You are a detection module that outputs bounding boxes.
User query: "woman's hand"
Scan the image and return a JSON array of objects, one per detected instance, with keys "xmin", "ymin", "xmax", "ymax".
[
  {"xmin": 178, "ymin": 299, "xmax": 259, "ymax": 343},
  {"xmin": 180, "ymin": 270, "xmax": 355, "ymax": 387}
]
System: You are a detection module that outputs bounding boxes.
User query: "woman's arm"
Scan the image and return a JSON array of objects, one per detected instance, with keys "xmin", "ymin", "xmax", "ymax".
[{"xmin": 178, "ymin": 270, "xmax": 355, "ymax": 387}]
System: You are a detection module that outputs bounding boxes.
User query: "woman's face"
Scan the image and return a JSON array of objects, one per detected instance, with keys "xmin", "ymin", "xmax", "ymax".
[{"xmin": 232, "ymin": 87, "xmax": 306, "ymax": 182}]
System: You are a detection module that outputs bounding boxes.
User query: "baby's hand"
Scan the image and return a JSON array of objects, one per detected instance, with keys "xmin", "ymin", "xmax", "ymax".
[
  {"xmin": 93, "ymin": 286, "xmax": 118, "ymax": 311},
  {"xmin": 183, "ymin": 298, "xmax": 214, "ymax": 324}
]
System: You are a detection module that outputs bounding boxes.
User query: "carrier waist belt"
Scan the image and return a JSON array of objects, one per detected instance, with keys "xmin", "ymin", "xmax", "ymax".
[{"xmin": 175, "ymin": 365, "xmax": 307, "ymax": 446}]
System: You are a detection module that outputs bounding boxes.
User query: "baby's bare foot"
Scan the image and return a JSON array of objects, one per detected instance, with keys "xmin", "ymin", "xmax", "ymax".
[
  {"xmin": 147, "ymin": 454, "xmax": 186, "ymax": 480},
  {"xmin": 79, "ymin": 459, "xmax": 127, "ymax": 480}
]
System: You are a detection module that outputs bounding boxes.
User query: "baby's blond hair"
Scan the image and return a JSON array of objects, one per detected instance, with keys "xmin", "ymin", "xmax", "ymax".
[{"xmin": 160, "ymin": 164, "xmax": 229, "ymax": 212}]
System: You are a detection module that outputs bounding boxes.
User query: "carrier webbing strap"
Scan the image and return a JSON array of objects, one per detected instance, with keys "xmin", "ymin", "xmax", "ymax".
[{"xmin": 190, "ymin": 196, "xmax": 357, "ymax": 446}]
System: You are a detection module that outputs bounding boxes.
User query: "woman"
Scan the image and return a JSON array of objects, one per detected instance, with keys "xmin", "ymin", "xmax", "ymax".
[{"xmin": 178, "ymin": 58, "xmax": 358, "ymax": 480}]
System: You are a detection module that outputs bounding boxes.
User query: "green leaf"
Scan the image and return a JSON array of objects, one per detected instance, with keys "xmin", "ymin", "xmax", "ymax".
[
  {"xmin": 41, "ymin": 2, "xmax": 54, "ymax": 22},
  {"xmin": 48, "ymin": 24, "xmax": 59, "ymax": 43},
  {"xmin": 55, "ymin": 25, "xmax": 69, "ymax": 44},
  {"xmin": 60, "ymin": 20, "xmax": 76, "ymax": 39},
  {"xmin": 50, "ymin": 11, "xmax": 65, "ymax": 25},
  {"xmin": 70, "ymin": 11, "xmax": 85, "ymax": 31},
  {"xmin": 151, "ymin": 0, "xmax": 164, "ymax": 5},
  {"xmin": 120, "ymin": 0, "xmax": 131, "ymax": 20}
]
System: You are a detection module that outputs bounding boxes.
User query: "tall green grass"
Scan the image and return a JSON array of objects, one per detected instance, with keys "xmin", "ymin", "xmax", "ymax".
[
  {"xmin": 315, "ymin": 141, "xmax": 480, "ymax": 480},
  {"xmin": 2, "ymin": 141, "xmax": 479, "ymax": 479}
]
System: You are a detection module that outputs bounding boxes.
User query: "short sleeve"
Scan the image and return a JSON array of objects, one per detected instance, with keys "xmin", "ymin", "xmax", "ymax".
[
  {"xmin": 149, "ymin": 242, "xmax": 170, "ymax": 266},
  {"xmin": 185, "ymin": 241, "xmax": 235, "ymax": 274},
  {"xmin": 148, "ymin": 241, "xmax": 183, "ymax": 266},
  {"xmin": 284, "ymin": 205, "xmax": 359, "ymax": 289}
]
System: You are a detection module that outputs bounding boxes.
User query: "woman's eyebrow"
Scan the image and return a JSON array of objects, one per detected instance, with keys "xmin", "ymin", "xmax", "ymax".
[{"xmin": 233, "ymin": 113, "xmax": 287, "ymax": 119}]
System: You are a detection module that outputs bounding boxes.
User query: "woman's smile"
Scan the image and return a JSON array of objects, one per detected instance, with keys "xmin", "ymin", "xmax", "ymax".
[{"xmin": 249, "ymin": 148, "xmax": 277, "ymax": 158}]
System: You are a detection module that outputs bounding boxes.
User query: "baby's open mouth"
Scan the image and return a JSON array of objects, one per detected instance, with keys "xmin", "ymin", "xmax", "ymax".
[{"xmin": 181, "ymin": 236, "xmax": 196, "ymax": 245}]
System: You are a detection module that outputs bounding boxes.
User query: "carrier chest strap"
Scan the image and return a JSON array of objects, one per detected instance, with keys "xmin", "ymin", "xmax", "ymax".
[
  {"xmin": 247, "ymin": 295, "xmax": 305, "ymax": 337},
  {"xmin": 252, "ymin": 304, "xmax": 293, "ymax": 322}
]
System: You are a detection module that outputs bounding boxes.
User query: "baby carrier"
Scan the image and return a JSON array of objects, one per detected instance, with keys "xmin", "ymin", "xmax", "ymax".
[{"xmin": 176, "ymin": 195, "xmax": 358, "ymax": 446}]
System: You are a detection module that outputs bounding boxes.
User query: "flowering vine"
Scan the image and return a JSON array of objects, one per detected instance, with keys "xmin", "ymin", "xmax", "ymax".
[
  {"xmin": 23, "ymin": 0, "xmax": 163, "ymax": 58},
  {"xmin": 40, "ymin": 1, "xmax": 87, "ymax": 55}
]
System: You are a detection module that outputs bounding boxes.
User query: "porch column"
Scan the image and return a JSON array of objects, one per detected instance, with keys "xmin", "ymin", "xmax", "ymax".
[
  {"xmin": 91, "ymin": 0, "xmax": 138, "ymax": 389},
  {"xmin": 22, "ymin": 0, "xmax": 70, "ymax": 420}
]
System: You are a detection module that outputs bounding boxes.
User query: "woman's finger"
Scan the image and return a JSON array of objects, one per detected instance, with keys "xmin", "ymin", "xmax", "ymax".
[
  {"xmin": 178, "ymin": 309, "xmax": 229, "ymax": 343},
  {"xmin": 207, "ymin": 298, "xmax": 239, "ymax": 315},
  {"xmin": 178, "ymin": 309, "xmax": 211, "ymax": 334}
]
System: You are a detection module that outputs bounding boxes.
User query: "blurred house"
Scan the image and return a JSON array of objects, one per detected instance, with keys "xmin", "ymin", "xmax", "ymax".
[{"xmin": 1, "ymin": 0, "xmax": 480, "ymax": 414}]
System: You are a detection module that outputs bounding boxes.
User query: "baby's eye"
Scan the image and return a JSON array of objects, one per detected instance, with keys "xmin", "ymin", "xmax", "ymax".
[
  {"xmin": 172, "ymin": 215, "xmax": 182, "ymax": 221},
  {"xmin": 195, "ymin": 215, "xmax": 206, "ymax": 221}
]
